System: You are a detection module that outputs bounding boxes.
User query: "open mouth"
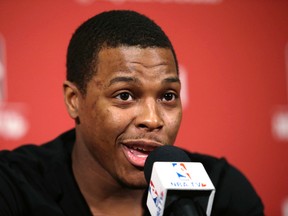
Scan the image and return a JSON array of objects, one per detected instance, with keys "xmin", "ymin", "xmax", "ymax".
[{"xmin": 121, "ymin": 143, "xmax": 158, "ymax": 167}]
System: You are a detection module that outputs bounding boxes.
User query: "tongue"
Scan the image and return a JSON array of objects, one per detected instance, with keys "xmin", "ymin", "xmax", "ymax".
[{"xmin": 122, "ymin": 145, "xmax": 149, "ymax": 167}]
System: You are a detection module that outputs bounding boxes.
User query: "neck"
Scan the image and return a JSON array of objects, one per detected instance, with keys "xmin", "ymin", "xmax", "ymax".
[{"xmin": 72, "ymin": 142, "xmax": 146, "ymax": 216}]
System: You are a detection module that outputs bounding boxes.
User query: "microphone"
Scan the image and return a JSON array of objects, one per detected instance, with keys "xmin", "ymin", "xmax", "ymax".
[{"xmin": 144, "ymin": 145, "xmax": 215, "ymax": 216}]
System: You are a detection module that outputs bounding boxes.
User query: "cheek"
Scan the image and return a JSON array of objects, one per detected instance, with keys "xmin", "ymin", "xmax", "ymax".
[
  {"xmin": 173, "ymin": 113, "xmax": 182, "ymax": 133},
  {"xmin": 94, "ymin": 107, "xmax": 131, "ymax": 135},
  {"xmin": 165, "ymin": 110, "xmax": 182, "ymax": 137}
]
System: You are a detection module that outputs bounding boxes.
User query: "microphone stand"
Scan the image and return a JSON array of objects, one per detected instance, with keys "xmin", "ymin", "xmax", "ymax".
[{"xmin": 165, "ymin": 198, "xmax": 207, "ymax": 216}]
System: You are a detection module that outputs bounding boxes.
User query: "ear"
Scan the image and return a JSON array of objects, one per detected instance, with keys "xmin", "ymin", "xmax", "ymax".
[{"xmin": 63, "ymin": 80, "xmax": 81, "ymax": 120}]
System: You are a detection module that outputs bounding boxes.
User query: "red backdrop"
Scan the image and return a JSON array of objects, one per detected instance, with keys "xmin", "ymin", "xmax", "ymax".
[{"xmin": 0, "ymin": 1, "xmax": 288, "ymax": 215}]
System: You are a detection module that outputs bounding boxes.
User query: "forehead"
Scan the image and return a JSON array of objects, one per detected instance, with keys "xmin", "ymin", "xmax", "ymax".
[{"xmin": 95, "ymin": 46, "xmax": 178, "ymax": 80}]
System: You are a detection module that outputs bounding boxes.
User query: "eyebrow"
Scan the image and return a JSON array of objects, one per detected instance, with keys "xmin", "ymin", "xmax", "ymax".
[
  {"xmin": 108, "ymin": 76, "xmax": 180, "ymax": 86},
  {"xmin": 108, "ymin": 76, "xmax": 139, "ymax": 86},
  {"xmin": 162, "ymin": 77, "xmax": 181, "ymax": 84}
]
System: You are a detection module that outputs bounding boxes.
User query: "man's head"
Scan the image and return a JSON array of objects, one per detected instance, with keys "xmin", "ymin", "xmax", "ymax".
[
  {"xmin": 64, "ymin": 10, "xmax": 182, "ymax": 189},
  {"xmin": 66, "ymin": 10, "xmax": 178, "ymax": 95}
]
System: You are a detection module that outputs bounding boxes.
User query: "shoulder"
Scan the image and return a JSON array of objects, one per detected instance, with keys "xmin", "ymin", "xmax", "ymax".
[
  {"xmin": 0, "ymin": 129, "xmax": 75, "ymax": 166},
  {"xmin": 0, "ymin": 129, "xmax": 75, "ymax": 183},
  {"xmin": 185, "ymin": 151, "xmax": 264, "ymax": 216},
  {"xmin": 0, "ymin": 129, "xmax": 75, "ymax": 215}
]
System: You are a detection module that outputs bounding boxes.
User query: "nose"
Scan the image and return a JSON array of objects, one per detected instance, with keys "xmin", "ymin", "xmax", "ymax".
[{"xmin": 136, "ymin": 98, "xmax": 164, "ymax": 131}]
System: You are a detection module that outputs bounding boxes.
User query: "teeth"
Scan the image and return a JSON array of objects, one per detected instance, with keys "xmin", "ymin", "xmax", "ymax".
[{"xmin": 132, "ymin": 146, "xmax": 147, "ymax": 152}]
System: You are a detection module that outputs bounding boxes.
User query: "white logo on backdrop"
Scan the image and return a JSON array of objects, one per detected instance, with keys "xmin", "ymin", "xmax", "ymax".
[
  {"xmin": 0, "ymin": 34, "xmax": 29, "ymax": 141},
  {"xmin": 0, "ymin": 57, "xmax": 5, "ymax": 102},
  {"xmin": 272, "ymin": 42, "xmax": 288, "ymax": 141},
  {"xmin": 283, "ymin": 197, "xmax": 288, "ymax": 216}
]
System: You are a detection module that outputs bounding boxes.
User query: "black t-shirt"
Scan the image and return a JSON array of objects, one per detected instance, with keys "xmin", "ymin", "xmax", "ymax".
[{"xmin": 0, "ymin": 129, "xmax": 264, "ymax": 216}]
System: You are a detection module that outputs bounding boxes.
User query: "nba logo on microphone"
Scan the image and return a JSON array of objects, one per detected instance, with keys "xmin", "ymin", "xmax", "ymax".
[
  {"xmin": 149, "ymin": 180, "xmax": 164, "ymax": 205},
  {"xmin": 149, "ymin": 180, "xmax": 158, "ymax": 204},
  {"xmin": 148, "ymin": 180, "xmax": 164, "ymax": 215},
  {"xmin": 172, "ymin": 162, "xmax": 191, "ymax": 180}
]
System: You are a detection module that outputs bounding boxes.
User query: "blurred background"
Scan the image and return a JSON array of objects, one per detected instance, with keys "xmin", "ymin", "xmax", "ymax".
[{"xmin": 0, "ymin": 0, "xmax": 287, "ymax": 215}]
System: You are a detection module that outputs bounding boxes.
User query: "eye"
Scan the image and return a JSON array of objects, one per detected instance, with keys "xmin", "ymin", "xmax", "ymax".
[
  {"xmin": 162, "ymin": 92, "xmax": 177, "ymax": 102},
  {"xmin": 115, "ymin": 92, "xmax": 133, "ymax": 101}
]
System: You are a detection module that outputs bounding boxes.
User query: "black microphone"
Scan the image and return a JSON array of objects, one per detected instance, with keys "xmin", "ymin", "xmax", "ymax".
[
  {"xmin": 144, "ymin": 145, "xmax": 215, "ymax": 216},
  {"xmin": 144, "ymin": 145, "xmax": 191, "ymax": 183}
]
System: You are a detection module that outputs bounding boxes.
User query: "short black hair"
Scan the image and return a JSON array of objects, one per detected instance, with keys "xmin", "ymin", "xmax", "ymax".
[{"xmin": 66, "ymin": 10, "xmax": 178, "ymax": 94}]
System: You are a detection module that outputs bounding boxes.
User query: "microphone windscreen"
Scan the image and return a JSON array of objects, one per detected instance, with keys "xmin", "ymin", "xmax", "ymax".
[{"xmin": 144, "ymin": 145, "xmax": 191, "ymax": 183}]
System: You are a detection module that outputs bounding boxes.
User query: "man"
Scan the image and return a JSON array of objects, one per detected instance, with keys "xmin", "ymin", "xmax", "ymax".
[{"xmin": 0, "ymin": 10, "xmax": 264, "ymax": 215}]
